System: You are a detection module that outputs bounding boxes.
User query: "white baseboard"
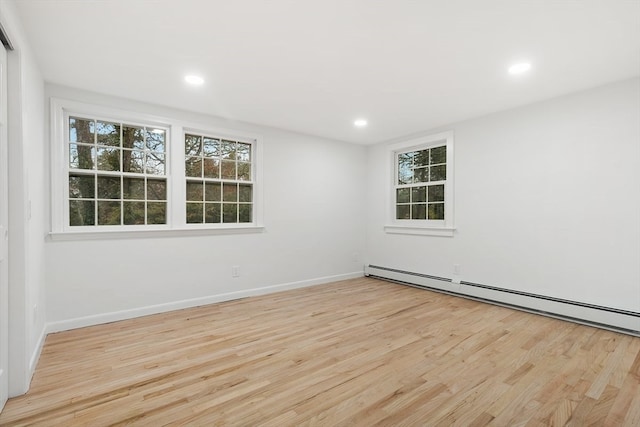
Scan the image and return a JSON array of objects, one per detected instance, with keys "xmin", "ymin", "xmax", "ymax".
[
  {"xmin": 365, "ymin": 265, "xmax": 640, "ymax": 336},
  {"xmin": 46, "ymin": 271, "xmax": 364, "ymax": 334},
  {"xmin": 29, "ymin": 325, "xmax": 47, "ymax": 375},
  {"xmin": 8, "ymin": 325, "xmax": 48, "ymax": 398}
]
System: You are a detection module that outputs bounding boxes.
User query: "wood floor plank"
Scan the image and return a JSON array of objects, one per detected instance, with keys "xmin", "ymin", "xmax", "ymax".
[{"xmin": 1, "ymin": 277, "xmax": 638, "ymax": 426}]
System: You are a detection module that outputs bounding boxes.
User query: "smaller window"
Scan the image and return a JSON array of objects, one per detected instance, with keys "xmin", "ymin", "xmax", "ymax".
[
  {"xmin": 387, "ymin": 131, "xmax": 454, "ymax": 236},
  {"xmin": 185, "ymin": 133, "xmax": 254, "ymax": 225},
  {"xmin": 395, "ymin": 144, "xmax": 447, "ymax": 220}
]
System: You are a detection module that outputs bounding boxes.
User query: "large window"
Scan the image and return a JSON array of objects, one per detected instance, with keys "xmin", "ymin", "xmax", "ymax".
[
  {"xmin": 67, "ymin": 116, "xmax": 168, "ymax": 226},
  {"xmin": 386, "ymin": 131, "xmax": 454, "ymax": 236},
  {"xmin": 51, "ymin": 98, "xmax": 263, "ymax": 237},
  {"xmin": 184, "ymin": 133, "xmax": 254, "ymax": 224}
]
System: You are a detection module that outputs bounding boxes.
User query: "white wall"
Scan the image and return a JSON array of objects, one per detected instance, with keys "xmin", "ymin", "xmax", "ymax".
[
  {"xmin": 44, "ymin": 84, "xmax": 367, "ymax": 328},
  {"xmin": 366, "ymin": 78, "xmax": 640, "ymax": 313},
  {"xmin": 0, "ymin": 0, "xmax": 47, "ymax": 396}
]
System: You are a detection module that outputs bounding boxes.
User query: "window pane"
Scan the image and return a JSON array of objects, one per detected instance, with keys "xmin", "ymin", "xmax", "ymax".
[
  {"xmin": 221, "ymin": 140, "xmax": 236, "ymax": 159},
  {"xmin": 186, "ymin": 203, "xmax": 203, "ymax": 223},
  {"xmin": 430, "ymin": 145, "xmax": 446, "ymax": 164},
  {"xmin": 205, "ymin": 182, "xmax": 221, "ymax": 202},
  {"xmin": 223, "ymin": 183, "xmax": 237, "ymax": 202},
  {"xmin": 185, "ymin": 157, "xmax": 202, "ymax": 178},
  {"xmin": 69, "ymin": 144, "xmax": 80, "ymax": 169},
  {"xmin": 398, "ymin": 152, "xmax": 413, "ymax": 166},
  {"xmin": 69, "ymin": 174, "xmax": 95, "ymax": 199},
  {"xmin": 239, "ymin": 184, "xmax": 252, "ymax": 202},
  {"xmin": 237, "ymin": 143, "xmax": 251, "ymax": 162},
  {"xmin": 70, "ymin": 144, "xmax": 95, "ymax": 170},
  {"xmin": 413, "ymin": 167, "xmax": 428, "ymax": 183},
  {"xmin": 412, "ymin": 186, "xmax": 427, "ymax": 203},
  {"xmin": 414, "ymin": 149, "xmax": 429, "ymax": 167},
  {"xmin": 97, "ymin": 147, "xmax": 121, "ymax": 171},
  {"xmin": 239, "ymin": 203, "xmax": 252, "ymax": 223},
  {"xmin": 223, "ymin": 203, "xmax": 238, "ymax": 223},
  {"xmin": 203, "ymin": 137, "xmax": 220, "ymax": 156},
  {"xmin": 146, "ymin": 153, "xmax": 165, "ymax": 175},
  {"xmin": 398, "ymin": 153, "xmax": 413, "ymax": 184},
  {"xmin": 96, "ymin": 121, "xmax": 120, "ymax": 147},
  {"xmin": 398, "ymin": 167, "xmax": 412, "ymax": 185},
  {"xmin": 412, "ymin": 204, "xmax": 427, "ymax": 220},
  {"xmin": 69, "ymin": 117, "xmax": 94, "ymax": 143},
  {"xmin": 185, "ymin": 134, "xmax": 202, "ymax": 156},
  {"xmin": 428, "ymin": 203, "xmax": 445, "ymax": 220},
  {"xmin": 146, "ymin": 129, "xmax": 165, "ymax": 152},
  {"xmin": 122, "ymin": 149, "xmax": 144, "ymax": 173},
  {"xmin": 205, "ymin": 203, "xmax": 221, "ymax": 223},
  {"xmin": 98, "ymin": 201, "xmax": 121, "ymax": 225},
  {"xmin": 147, "ymin": 179, "xmax": 166, "ymax": 200},
  {"xmin": 186, "ymin": 182, "xmax": 203, "ymax": 201},
  {"xmin": 221, "ymin": 160, "xmax": 236, "ymax": 180},
  {"xmin": 123, "ymin": 177, "xmax": 145, "ymax": 199},
  {"xmin": 203, "ymin": 158, "xmax": 220, "ymax": 179},
  {"xmin": 123, "ymin": 201, "xmax": 145, "ymax": 225},
  {"xmin": 428, "ymin": 184, "xmax": 444, "ymax": 202},
  {"xmin": 396, "ymin": 204, "xmax": 410, "ymax": 220},
  {"xmin": 430, "ymin": 165, "xmax": 446, "ymax": 181},
  {"xmin": 122, "ymin": 126, "xmax": 144, "ymax": 149},
  {"xmin": 69, "ymin": 200, "xmax": 95, "ymax": 226},
  {"xmin": 237, "ymin": 162, "xmax": 251, "ymax": 181},
  {"xmin": 147, "ymin": 202, "xmax": 166, "ymax": 224},
  {"xmin": 396, "ymin": 188, "xmax": 410, "ymax": 204},
  {"xmin": 97, "ymin": 176, "xmax": 121, "ymax": 199}
]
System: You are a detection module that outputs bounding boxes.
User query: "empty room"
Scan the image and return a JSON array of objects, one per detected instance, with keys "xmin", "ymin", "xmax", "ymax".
[{"xmin": 0, "ymin": 0, "xmax": 639, "ymax": 425}]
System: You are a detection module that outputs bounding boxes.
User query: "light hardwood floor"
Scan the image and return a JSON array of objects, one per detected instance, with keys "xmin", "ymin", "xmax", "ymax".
[{"xmin": 1, "ymin": 277, "xmax": 639, "ymax": 426}]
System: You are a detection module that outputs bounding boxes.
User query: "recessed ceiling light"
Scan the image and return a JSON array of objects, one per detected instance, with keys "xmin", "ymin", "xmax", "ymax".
[
  {"xmin": 354, "ymin": 119, "xmax": 368, "ymax": 128},
  {"xmin": 184, "ymin": 75, "xmax": 204, "ymax": 85},
  {"xmin": 508, "ymin": 62, "xmax": 531, "ymax": 75}
]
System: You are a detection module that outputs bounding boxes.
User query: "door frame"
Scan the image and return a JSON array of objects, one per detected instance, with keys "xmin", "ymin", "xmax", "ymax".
[{"xmin": 0, "ymin": 39, "xmax": 9, "ymax": 412}]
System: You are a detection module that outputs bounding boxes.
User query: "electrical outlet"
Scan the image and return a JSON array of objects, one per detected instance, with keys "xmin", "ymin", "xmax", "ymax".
[
  {"xmin": 232, "ymin": 266, "xmax": 240, "ymax": 278},
  {"xmin": 352, "ymin": 253, "xmax": 359, "ymax": 263},
  {"xmin": 452, "ymin": 264, "xmax": 461, "ymax": 284}
]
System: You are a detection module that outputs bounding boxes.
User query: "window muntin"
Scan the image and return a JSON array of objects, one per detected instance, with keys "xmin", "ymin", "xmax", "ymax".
[
  {"xmin": 185, "ymin": 133, "xmax": 253, "ymax": 224},
  {"xmin": 67, "ymin": 116, "xmax": 168, "ymax": 227},
  {"xmin": 395, "ymin": 143, "xmax": 447, "ymax": 221}
]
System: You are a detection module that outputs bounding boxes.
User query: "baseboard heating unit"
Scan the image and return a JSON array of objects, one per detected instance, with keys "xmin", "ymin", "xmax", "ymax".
[{"xmin": 364, "ymin": 265, "xmax": 640, "ymax": 337}]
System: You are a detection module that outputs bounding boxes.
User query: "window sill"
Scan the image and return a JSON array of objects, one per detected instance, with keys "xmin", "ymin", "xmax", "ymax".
[
  {"xmin": 48, "ymin": 225, "xmax": 265, "ymax": 241},
  {"xmin": 384, "ymin": 224, "xmax": 455, "ymax": 237}
]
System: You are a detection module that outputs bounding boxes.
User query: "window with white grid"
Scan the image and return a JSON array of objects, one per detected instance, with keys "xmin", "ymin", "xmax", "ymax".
[
  {"xmin": 395, "ymin": 144, "xmax": 446, "ymax": 221},
  {"xmin": 67, "ymin": 116, "xmax": 168, "ymax": 227},
  {"xmin": 184, "ymin": 133, "xmax": 254, "ymax": 224},
  {"xmin": 386, "ymin": 131, "xmax": 455, "ymax": 236},
  {"xmin": 51, "ymin": 98, "xmax": 263, "ymax": 238}
]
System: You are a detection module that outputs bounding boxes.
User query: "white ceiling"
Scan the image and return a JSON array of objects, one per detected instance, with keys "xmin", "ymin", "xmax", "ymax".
[{"xmin": 13, "ymin": 0, "xmax": 640, "ymax": 144}]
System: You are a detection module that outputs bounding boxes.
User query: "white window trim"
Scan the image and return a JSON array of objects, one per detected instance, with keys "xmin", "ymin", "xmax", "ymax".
[
  {"xmin": 50, "ymin": 98, "xmax": 264, "ymax": 240},
  {"xmin": 384, "ymin": 130, "xmax": 455, "ymax": 237}
]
